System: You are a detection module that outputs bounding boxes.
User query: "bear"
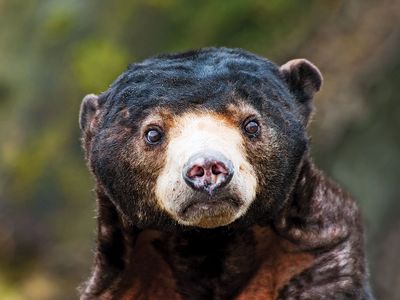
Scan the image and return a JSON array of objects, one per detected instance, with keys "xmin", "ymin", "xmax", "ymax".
[{"xmin": 78, "ymin": 47, "xmax": 372, "ymax": 299}]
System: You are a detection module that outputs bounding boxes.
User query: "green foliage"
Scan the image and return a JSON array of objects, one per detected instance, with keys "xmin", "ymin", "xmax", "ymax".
[{"xmin": 72, "ymin": 39, "xmax": 130, "ymax": 93}]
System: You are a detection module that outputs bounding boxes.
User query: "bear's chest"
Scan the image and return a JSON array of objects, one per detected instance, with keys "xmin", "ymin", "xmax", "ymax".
[{"xmin": 118, "ymin": 227, "xmax": 313, "ymax": 300}]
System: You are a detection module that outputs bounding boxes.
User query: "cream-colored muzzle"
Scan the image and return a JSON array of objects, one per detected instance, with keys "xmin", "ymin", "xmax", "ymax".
[{"xmin": 155, "ymin": 112, "xmax": 258, "ymax": 228}]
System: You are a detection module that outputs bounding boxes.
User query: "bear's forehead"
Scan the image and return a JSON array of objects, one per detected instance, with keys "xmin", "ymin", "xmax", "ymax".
[
  {"xmin": 134, "ymin": 47, "xmax": 277, "ymax": 79},
  {"xmin": 100, "ymin": 48, "xmax": 292, "ymax": 117}
]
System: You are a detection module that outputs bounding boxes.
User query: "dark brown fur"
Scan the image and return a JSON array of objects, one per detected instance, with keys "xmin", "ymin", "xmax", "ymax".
[
  {"xmin": 79, "ymin": 48, "xmax": 371, "ymax": 299},
  {"xmin": 80, "ymin": 160, "xmax": 370, "ymax": 300}
]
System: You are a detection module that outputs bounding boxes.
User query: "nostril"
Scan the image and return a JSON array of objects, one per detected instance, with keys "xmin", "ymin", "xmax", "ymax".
[
  {"xmin": 211, "ymin": 162, "xmax": 228, "ymax": 176},
  {"xmin": 188, "ymin": 165, "xmax": 205, "ymax": 178},
  {"xmin": 212, "ymin": 166, "xmax": 221, "ymax": 175}
]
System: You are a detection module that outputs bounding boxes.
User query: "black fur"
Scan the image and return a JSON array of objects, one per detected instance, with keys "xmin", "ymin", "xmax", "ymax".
[
  {"xmin": 79, "ymin": 48, "xmax": 372, "ymax": 299},
  {"xmin": 85, "ymin": 48, "xmax": 308, "ymax": 230}
]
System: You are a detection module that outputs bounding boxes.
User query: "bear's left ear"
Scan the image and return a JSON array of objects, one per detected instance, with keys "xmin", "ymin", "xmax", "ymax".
[
  {"xmin": 279, "ymin": 59, "xmax": 323, "ymax": 101},
  {"xmin": 279, "ymin": 59, "xmax": 322, "ymax": 124}
]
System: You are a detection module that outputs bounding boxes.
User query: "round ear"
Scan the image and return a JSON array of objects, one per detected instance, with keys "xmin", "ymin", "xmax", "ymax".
[
  {"xmin": 79, "ymin": 93, "xmax": 100, "ymax": 133},
  {"xmin": 279, "ymin": 59, "xmax": 323, "ymax": 102}
]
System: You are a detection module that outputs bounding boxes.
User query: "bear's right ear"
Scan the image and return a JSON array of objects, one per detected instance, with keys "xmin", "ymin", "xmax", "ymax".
[
  {"xmin": 79, "ymin": 93, "xmax": 100, "ymax": 134},
  {"xmin": 279, "ymin": 59, "xmax": 322, "ymax": 125}
]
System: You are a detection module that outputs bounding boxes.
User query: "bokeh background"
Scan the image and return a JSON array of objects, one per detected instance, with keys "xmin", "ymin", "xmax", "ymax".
[{"xmin": 0, "ymin": 0, "xmax": 399, "ymax": 299}]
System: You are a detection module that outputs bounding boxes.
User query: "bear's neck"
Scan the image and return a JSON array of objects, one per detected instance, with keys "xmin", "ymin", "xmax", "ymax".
[
  {"xmin": 143, "ymin": 227, "xmax": 260, "ymax": 299},
  {"xmin": 86, "ymin": 224, "xmax": 313, "ymax": 300}
]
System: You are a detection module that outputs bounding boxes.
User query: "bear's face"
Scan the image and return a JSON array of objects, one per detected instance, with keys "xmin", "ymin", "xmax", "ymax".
[
  {"xmin": 154, "ymin": 105, "xmax": 259, "ymax": 228},
  {"xmin": 80, "ymin": 48, "xmax": 322, "ymax": 229}
]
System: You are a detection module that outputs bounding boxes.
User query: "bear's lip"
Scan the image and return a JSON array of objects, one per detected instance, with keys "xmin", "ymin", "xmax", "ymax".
[{"xmin": 178, "ymin": 196, "xmax": 243, "ymax": 220}]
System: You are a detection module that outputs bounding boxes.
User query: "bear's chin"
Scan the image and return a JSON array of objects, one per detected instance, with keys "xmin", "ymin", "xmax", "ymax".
[{"xmin": 176, "ymin": 197, "xmax": 244, "ymax": 228}]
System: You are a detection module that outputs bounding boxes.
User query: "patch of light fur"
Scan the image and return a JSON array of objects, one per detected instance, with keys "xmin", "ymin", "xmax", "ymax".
[{"xmin": 155, "ymin": 113, "xmax": 258, "ymax": 226}]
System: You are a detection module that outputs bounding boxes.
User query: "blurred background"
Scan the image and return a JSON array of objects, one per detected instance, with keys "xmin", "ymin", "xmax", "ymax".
[{"xmin": 0, "ymin": 0, "xmax": 399, "ymax": 299}]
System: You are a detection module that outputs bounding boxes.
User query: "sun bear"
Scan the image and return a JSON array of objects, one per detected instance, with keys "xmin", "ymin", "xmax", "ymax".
[{"xmin": 78, "ymin": 48, "xmax": 372, "ymax": 299}]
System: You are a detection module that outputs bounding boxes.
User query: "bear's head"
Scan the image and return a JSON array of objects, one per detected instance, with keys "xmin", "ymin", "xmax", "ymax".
[{"xmin": 79, "ymin": 48, "xmax": 322, "ymax": 230}]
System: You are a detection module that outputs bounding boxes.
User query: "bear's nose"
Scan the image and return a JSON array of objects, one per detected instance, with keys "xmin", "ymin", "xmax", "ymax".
[{"xmin": 182, "ymin": 151, "xmax": 234, "ymax": 195}]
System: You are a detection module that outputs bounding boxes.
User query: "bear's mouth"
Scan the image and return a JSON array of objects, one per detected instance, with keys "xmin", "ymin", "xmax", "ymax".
[{"xmin": 179, "ymin": 196, "xmax": 243, "ymax": 223}]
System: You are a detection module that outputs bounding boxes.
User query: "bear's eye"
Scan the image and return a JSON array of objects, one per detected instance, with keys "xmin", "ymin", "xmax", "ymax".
[
  {"xmin": 243, "ymin": 120, "xmax": 260, "ymax": 136},
  {"xmin": 145, "ymin": 128, "xmax": 164, "ymax": 145}
]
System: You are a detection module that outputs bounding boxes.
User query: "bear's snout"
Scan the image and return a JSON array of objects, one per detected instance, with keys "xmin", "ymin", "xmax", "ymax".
[
  {"xmin": 182, "ymin": 151, "xmax": 234, "ymax": 196},
  {"xmin": 154, "ymin": 111, "xmax": 258, "ymax": 228}
]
